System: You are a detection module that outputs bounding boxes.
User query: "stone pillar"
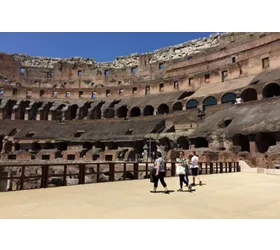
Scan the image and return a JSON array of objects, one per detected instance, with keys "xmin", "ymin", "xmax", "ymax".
[
  {"xmin": 249, "ymin": 141, "xmax": 256, "ymax": 153},
  {"xmin": 11, "ymin": 111, "xmax": 16, "ymax": 120},
  {"xmin": 48, "ymin": 112, "xmax": 52, "ymax": 121},
  {"xmin": 182, "ymin": 106, "xmax": 186, "ymax": 111},
  {"xmin": 24, "ymin": 112, "xmax": 29, "ymax": 120},
  {"xmin": 36, "ymin": 112, "xmax": 41, "ymax": 121},
  {"xmin": 190, "ymin": 144, "xmax": 195, "ymax": 149}
]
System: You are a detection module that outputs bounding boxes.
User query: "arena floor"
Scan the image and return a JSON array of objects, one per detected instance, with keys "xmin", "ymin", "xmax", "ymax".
[{"xmin": 0, "ymin": 172, "xmax": 280, "ymax": 219}]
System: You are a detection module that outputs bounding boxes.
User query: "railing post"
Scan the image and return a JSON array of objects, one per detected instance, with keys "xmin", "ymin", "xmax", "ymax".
[
  {"xmin": 123, "ymin": 163, "xmax": 127, "ymax": 180},
  {"xmin": 96, "ymin": 163, "xmax": 100, "ymax": 183},
  {"xmin": 225, "ymin": 162, "xmax": 228, "ymax": 173},
  {"xmin": 199, "ymin": 163, "xmax": 202, "ymax": 175},
  {"xmin": 220, "ymin": 162, "xmax": 223, "ymax": 173},
  {"xmin": 79, "ymin": 164, "xmax": 85, "ymax": 184},
  {"xmin": 63, "ymin": 165, "xmax": 67, "ymax": 186},
  {"xmin": 109, "ymin": 163, "xmax": 115, "ymax": 182},
  {"xmin": 216, "ymin": 162, "xmax": 218, "ymax": 174},
  {"xmin": 134, "ymin": 163, "xmax": 139, "ymax": 180},
  {"xmin": 41, "ymin": 165, "xmax": 49, "ymax": 188},
  {"xmin": 205, "ymin": 162, "xmax": 208, "ymax": 175},
  {"xmin": 210, "ymin": 162, "xmax": 213, "ymax": 174},
  {"xmin": 237, "ymin": 162, "xmax": 241, "ymax": 172},
  {"xmin": 20, "ymin": 165, "xmax": 25, "ymax": 190},
  {"xmin": 171, "ymin": 162, "xmax": 176, "ymax": 177},
  {"xmin": 145, "ymin": 162, "xmax": 148, "ymax": 178},
  {"xmin": 229, "ymin": 162, "xmax": 232, "ymax": 173}
]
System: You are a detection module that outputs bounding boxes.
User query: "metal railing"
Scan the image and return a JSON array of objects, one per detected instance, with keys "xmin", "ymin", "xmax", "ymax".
[{"xmin": 0, "ymin": 161, "xmax": 240, "ymax": 192}]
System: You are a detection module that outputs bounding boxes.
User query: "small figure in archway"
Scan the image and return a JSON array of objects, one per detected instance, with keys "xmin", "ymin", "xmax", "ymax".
[
  {"xmin": 176, "ymin": 151, "xmax": 192, "ymax": 192},
  {"xmin": 190, "ymin": 151, "xmax": 203, "ymax": 186}
]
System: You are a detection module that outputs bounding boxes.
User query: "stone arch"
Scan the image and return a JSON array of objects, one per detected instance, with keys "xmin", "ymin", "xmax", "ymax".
[
  {"xmin": 31, "ymin": 142, "xmax": 41, "ymax": 151},
  {"xmin": 221, "ymin": 92, "xmax": 236, "ymax": 104},
  {"xmin": 104, "ymin": 108, "xmax": 115, "ymax": 119},
  {"xmin": 143, "ymin": 105, "xmax": 154, "ymax": 116},
  {"xmin": 3, "ymin": 100, "xmax": 16, "ymax": 120},
  {"xmin": 83, "ymin": 142, "xmax": 92, "ymax": 150},
  {"xmin": 43, "ymin": 142, "xmax": 54, "ymax": 150},
  {"xmin": 94, "ymin": 141, "xmax": 105, "ymax": 151},
  {"xmin": 68, "ymin": 104, "xmax": 78, "ymax": 120},
  {"xmin": 177, "ymin": 136, "xmax": 190, "ymax": 149},
  {"xmin": 130, "ymin": 107, "xmax": 141, "ymax": 117},
  {"xmin": 157, "ymin": 103, "xmax": 169, "ymax": 115},
  {"xmin": 191, "ymin": 137, "xmax": 209, "ymax": 148},
  {"xmin": 117, "ymin": 106, "xmax": 128, "ymax": 118},
  {"xmin": 255, "ymin": 133, "xmax": 276, "ymax": 153},
  {"xmin": 4, "ymin": 141, "xmax": 13, "ymax": 153},
  {"xmin": 241, "ymin": 88, "xmax": 257, "ymax": 102},
  {"xmin": 232, "ymin": 134, "xmax": 250, "ymax": 152},
  {"xmin": 90, "ymin": 102, "xmax": 103, "ymax": 120},
  {"xmin": 172, "ymin": 102, "xmax": 183, "ymax": 112},
  {"xmin": 159, "ymin": 137, "xmax": 171, "ymax": 150},
  {"xmin": 186, "ymin": 99, "xmax": 198, "ymax": 110},
  {"xmin": 262, "ymin": 83, "xmax": 280, "ymax": 99},
  {"xmin": 203, "ymin": 96, "xmax": 217, "ymax": 111},
  {"xmin": 57, "ymin": 142, "xmax": 67, "ymax": 151}
]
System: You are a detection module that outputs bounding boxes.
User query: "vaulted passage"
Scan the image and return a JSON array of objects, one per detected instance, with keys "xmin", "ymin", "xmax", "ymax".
[
  {"xmin": 232, "ymin": 134, "xmax": 249, "ymax": 152},
  {"xmin": 241, "ymin": 88, "xmax": 257, "ymax": 102},
  {"xmin": 192, "ymin": 137, "xmax": 209, "ymax": 148},
  {"xmin": 130, "ymin": 107, "xmax": 141, "ymax": 117},
  {"xmin": 262, "ymin": 83, "xmax": 280, "ymax": 99},
  {"xmin": 157, "ymin": 104, "xmax": 169, "ymax": 115},
  {"xmin": 221, "ymin": 92, "xmax": 236, "ymax": 104},
  {"xmin": 143, "ymin": 105, "xmax": 154, "ymax": 116},
  {"xmin": 117, "ymin": 106, "xmax": 128, "ymax": 118},
  {"xmin": 104, "ymin": 108, "xmax": 115, "ymax": 119},
  {"xmin": 203, "ymin": 96, "xmax": 217, "ymax": 111},
  {"xmin": 68, "ymin": 105, "xmax": 78, "ymax": 120},
  {"xmin": 255, "ymin": 133, "xmax": 276, "ymax": 153},
  {"xmin": 172, "ymin": 102, "xmax": 183, "ymax": 112},
  {"xmin": 177, "ymin": 136, "xmax": 189, "ymax": 149},
  {"xmin": 186, "ymin": 99, "xmax": 198, "ymax": 110}
]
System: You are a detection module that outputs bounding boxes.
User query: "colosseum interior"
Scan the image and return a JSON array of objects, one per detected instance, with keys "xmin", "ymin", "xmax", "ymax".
[{"xmin": 1, "ymin": 32, "xmax": 280, "ymax": 190}]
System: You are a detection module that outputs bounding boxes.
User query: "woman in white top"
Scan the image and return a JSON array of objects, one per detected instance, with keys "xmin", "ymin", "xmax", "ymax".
[{"xmin": 190, "ymin": 151, "xmax": 202, "ymax": 186}]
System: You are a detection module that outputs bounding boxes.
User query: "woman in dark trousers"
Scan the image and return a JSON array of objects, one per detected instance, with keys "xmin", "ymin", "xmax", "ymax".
[
  {"xmin": 177, "ymin": 151, "xmax": 192, "ymax": 192},
  {"xmin": 151, "ymin": 151, "xmax": 169, "ymax": 194}
]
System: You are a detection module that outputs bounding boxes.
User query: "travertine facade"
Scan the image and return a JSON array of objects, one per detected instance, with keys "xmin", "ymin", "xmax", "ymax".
[{"xmin": 1, "ymin": 32, "xmax": 280, "ymax": 173}]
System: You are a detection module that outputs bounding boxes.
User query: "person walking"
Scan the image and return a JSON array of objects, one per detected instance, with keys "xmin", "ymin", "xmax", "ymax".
[
  {"xmin": 150, "ymin": 151, "xmax": 169, "ymax": 194},
  {"xmin": 177, "ymin": 151, "xmax": 192, "ymax": 192},
  {"xmin": 190, "ymin": 151, "xmax": 202, "ymax": 186}
]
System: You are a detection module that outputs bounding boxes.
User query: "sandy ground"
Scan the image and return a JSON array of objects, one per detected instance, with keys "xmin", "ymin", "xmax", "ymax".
[{"xmin": 0, "ymin": 172, "xmax": 280, "ymax": 219}]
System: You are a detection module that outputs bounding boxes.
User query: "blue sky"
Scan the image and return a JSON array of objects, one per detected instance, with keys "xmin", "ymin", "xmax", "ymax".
[{"xmin": 0, "ymin": 32, "xmax": 215, "ymax": 62}]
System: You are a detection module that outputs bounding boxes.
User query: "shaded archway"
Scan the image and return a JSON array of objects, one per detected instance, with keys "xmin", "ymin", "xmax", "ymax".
[
  {"xmin": 157, "ymin": 104, "xmax": 169, "ymax": 115},
  {"xmin": 255, "ymin": 133, "xmax": 276, "ymax": 153},
  {"xmin": 158, "ymin": 137, "xmax": 171, "ymax": 150},
  {"xmin": 130, "ymin": 107, "xmax": 141, "ymax": 117},
  {"xmin": 83, "ymin": 142, "xmax": 92, "ymax": 150},
  {"xmin": 172, "ymin": 102, "xmax": 183, "ymax": 112},
  {"xmin": 117, "ymin": 106, "xmax": 128, "ymax": 118},
  {"xmin": 43, "ymin": 142, "xmax": 54, "ymax": 150},
  {"xmin": 4, "ymin": 141, "xmax": 12, "ymax": 153},
  {"xmin": 177, "ymin": 136, "xmax": 190, "ymax": 149},
  {"xmin": 262, "ymin": 83, "xmax": 280, "ymax": 99},
  {"xmin": 221, "ymin": 92, "xmax": 236, "ymax": 104},
  {"xmin": 241, "ymin": 88, "xmax": 257, "ymax": 102},
  {"xmin": 143, "ymin": 105, "xmax": 154, "ymax": 116},
  {"xmin": 94, "ymin": 141, "xmax": 105, "ymax": 151},
  {"xmin": 31, "ymin": 142, "xmax": 41, "ymax": 151},
  {"xmin": 203, "ymin": 96, "xmax": 217, "ymax": 111},
  {"xmin": 57, "ymin": 142, "xmax": 67, "ymax": 151},
  {"xmin": 192, "ymin": 137, "xmax": 209, "ymax": 148},
  {"xmin": 186, "ymin": 99, "xmax": 198, "ymax": 110},
  {"xmin": 68, "ymin": 104, "xmax": 78, "ymax": 120},
  {"xmin": 232, "ymin": 134, "xmax": 249, "ymax": 152},
  {"xmin": 104, "ymin": 108, "xmax": 115, "ymax": 119}
]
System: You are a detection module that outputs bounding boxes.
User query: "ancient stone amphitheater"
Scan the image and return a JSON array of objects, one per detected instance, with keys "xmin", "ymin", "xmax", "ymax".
[{"xmin": 0, "ymin": 32, "xmax": 280, "ymax": 191}]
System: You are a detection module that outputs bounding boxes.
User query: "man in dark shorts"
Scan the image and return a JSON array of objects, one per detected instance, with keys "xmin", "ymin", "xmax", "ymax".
[{"xmin": 190, "ymin": 151, "xmax": 202, "ymax": 186}]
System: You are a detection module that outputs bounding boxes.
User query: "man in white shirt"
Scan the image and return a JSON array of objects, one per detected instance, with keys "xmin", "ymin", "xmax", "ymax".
[{"xmin": 190, "ymin": 151, "xmax": 202, "ymax": 186}]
